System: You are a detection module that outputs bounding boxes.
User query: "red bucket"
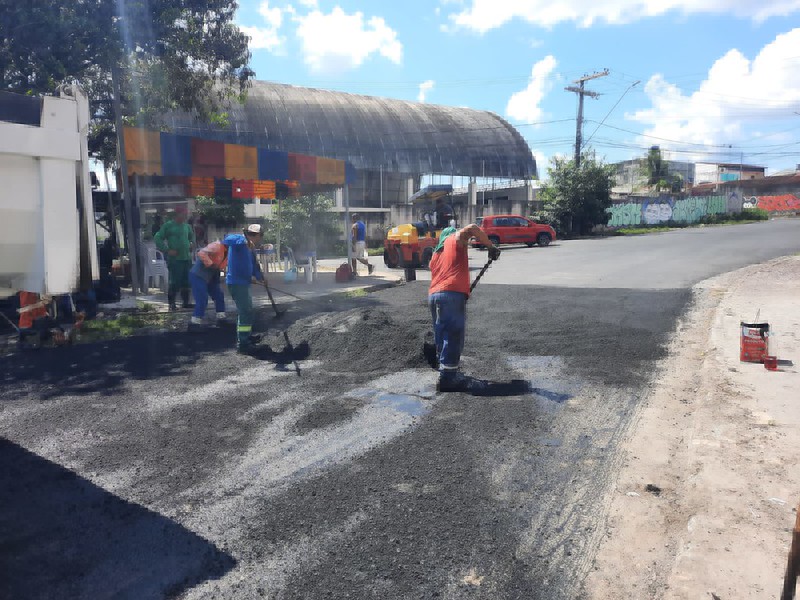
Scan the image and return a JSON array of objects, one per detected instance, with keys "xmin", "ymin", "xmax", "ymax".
[
  {"xmin": 740, "ymin": 322, "xmax": 769, "ymax": 363},
  {"xmin": 763, "ymin": 355, "xmax": 778, "ymax": 371}
]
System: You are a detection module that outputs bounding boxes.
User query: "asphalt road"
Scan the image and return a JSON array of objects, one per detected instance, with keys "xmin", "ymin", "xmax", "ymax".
[{"xmin": 1, "ymin": 220, "xmax": 799, "ymax": 600}]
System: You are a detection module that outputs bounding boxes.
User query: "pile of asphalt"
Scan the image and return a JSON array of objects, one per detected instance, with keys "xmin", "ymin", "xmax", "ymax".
[{"xmin": 257, "ymin": 291, "xmax": 434, "ymax": 373}]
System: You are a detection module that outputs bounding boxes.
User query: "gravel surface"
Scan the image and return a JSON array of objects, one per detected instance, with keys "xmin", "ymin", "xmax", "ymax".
[{"xmin": 0, "ymin": 277, "xmax": 690, "ymax": 599}]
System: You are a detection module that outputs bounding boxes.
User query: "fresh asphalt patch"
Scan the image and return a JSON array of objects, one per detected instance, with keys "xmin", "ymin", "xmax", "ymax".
[{"xmin": 0, "ymin": 281, "xmax": 690, "ymax": 599}]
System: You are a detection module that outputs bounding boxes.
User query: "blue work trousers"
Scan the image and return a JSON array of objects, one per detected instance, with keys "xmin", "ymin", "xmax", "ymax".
[
  {"xmin": 428, "ymin": 291, "xmax": 467, "ymax": 372},
  {"xmin": 189, "ymin": 272, "xmax": 225, "ymax": 319},
  {"xmin": 228, "ymin": 283, "xmax": 254, "ymax": 347}
]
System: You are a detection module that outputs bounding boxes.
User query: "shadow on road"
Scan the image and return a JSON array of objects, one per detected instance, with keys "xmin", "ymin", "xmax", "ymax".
[
  {"xmin": 0, "ymin": 438, "xmax": 235, "ymax": 600},
  {"xmin": 2, "ymin": 294, "xmax": 379, "ymax": 400},
  {"xmin": 1, "ymin": 329, "xmax": 233, "ymax": 400},
  {"xmin": 249, "ymin": 339, "xmax": 311, "ymax": 365}
]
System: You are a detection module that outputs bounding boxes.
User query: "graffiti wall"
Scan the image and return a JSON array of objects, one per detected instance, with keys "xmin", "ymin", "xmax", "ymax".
[
  {"xmin": 607, "ymin": 195, "xmax": 730, "ymax": 227},
  {"xmin": 743, "ymin": 194, "xmax": 800, "ymax": 213}
]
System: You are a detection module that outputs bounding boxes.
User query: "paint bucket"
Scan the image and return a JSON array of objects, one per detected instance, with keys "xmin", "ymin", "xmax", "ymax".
[
  {"xmin": 763, "ymin": 355, "xmax": 778, "ymax": 371},
  {"xmin": 740, "ymin": 322, "xmax": 769, "ymax": 363}
]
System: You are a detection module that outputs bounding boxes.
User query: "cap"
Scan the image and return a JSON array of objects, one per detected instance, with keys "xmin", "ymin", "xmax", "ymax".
[{"xmin": 246, "ymin": 224, "xmax": 263, "ymax": 235}]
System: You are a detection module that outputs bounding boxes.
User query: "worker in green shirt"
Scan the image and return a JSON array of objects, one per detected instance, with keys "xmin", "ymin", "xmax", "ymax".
[{"xmin": 154, "ymin": 205, "xmax": 195, "ymax": 311}]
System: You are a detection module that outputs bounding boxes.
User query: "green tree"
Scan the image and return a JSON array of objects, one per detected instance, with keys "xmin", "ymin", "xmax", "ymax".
[
  {"xmin": 643, "ymin": 146, "xmax": 668, "ymax": 186},
  {"xmin": 540, "ymin": 152, "xmax": 615, "ymax": 236},
  {"xmin": 194, "ymin": 196, "xmax": 245, "ymax": 228},
  {"xmin": 264, "ymin": 194, "xmax": 341, "ymax": 254},
  {"xmin": 0, "ymin": 0, "xmax": 254, "ymax": 165},
  {"xmin": 640, "ymin": 145, "xmax": 684, "ymax": 193}
]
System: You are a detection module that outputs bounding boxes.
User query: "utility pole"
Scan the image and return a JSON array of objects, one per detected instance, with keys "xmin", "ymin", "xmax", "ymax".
[
  {"xmin": 565, "ymin": 69, "xmax": 608, "ymax": 168},
  {"xmin": 112, "ymin": 62, "xmax": 141, "ymax": 294}
]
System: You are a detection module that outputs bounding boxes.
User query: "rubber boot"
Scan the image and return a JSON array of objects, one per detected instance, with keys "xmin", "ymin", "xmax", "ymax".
[
  {"xmin": 180, "ymin": 288, "xmax": 194, "ymax": 309},
  {"xmin": 187, "ymin": 316, "xmax": 206, "ymax": 333},
  {"xmin": 168, "ymin": 291, "xmax": 178, "ymax": 311}
]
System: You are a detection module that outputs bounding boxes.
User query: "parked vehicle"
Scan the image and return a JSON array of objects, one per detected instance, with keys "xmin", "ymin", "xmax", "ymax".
[{"xmin": 471, "ymin": 214, "xmax": 556, "ymax": 248}]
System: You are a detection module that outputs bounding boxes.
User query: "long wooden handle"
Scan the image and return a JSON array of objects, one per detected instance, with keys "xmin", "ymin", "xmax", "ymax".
[
  {"xmin": 469, "ymin": 258, "xmax": 493, "ymax": 294},
  {"xmin": 781, "ymin": 502, "xmax": 800, "ymax": 600}
]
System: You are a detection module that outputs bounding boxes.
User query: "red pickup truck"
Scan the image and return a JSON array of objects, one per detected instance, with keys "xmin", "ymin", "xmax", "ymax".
[{"xmin": 471, "ymin": 214, "xmax": 556, "ymax": 248}]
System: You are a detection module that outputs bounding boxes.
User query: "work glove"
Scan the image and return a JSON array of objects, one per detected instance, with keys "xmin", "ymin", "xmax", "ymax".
[{"xmin": 488, "ymin": 245, "xmax": 501, "ymax": 261}]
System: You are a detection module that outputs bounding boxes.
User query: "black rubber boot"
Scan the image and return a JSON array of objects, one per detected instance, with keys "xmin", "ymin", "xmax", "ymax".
[
  {"xmin": 167, "ymin": 291, "xmax": 178, "ymax": 311},
  {"xmin": 180, "ymin": 289, "xmax": 194, "ymax": 309}
]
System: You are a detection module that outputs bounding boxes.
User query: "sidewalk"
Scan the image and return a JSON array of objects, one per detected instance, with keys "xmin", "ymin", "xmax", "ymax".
[
  {"xmin": 587, "ymin": 255, "xmax": 800, "ymax": 599},
  {"xmin": 111, "ymin": 258, "xmax": 402, "ymax": 314}
]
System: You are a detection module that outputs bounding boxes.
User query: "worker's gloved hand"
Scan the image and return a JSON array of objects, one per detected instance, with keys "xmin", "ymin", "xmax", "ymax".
[{"xmin": 488, "ymin": 245, "xmax": 501, "ymax": 261}]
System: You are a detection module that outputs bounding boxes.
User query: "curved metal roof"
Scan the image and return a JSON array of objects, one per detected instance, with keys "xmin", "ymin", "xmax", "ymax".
[{"xmin": 163, "ymin": 81, "xmax": 536, "ymax": 179}]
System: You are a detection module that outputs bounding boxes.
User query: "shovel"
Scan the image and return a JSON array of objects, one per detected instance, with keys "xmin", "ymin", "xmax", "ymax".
[{"xmin": 258, "ymin": 279, "xmax": 285, "ymax": 319}]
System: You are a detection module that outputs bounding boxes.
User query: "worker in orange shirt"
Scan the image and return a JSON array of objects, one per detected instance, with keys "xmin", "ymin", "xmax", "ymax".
[
  {"xmin": 428, "ymin": 225, "xmax": 500, "ymax": 392},
  {"xmin": 188, "ymin": 239, "xmax": 230, "ymax": 331}
]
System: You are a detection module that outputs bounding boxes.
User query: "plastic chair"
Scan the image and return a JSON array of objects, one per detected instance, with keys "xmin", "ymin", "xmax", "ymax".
[
  {"xmin": 144, "ymin": 245, "xmax": 169, "ymax": 292},
  {"xmin": 284, "ymin": 247, "xmax": 315, "ymax": 283}
]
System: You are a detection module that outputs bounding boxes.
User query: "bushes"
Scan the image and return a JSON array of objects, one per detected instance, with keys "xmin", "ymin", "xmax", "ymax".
[
  {"xmin": 698, "ymin": 209, "xmax": 769, "ymax": 225},
  {"xmin": 740, "ymin": 208, "xmax": 769, "ymax": 221}
]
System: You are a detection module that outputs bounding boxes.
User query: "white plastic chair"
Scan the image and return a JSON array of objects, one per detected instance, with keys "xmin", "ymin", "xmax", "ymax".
[
  {"xmin": 144, "ymin": 245, "xmax": 169, "ymax": 292},
  {"xmin": 284, "ymin": 247, "xmax": 316, "ymax": 283}
]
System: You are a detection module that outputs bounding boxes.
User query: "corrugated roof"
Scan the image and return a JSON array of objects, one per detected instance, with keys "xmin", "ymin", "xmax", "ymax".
[{"xmin": 162, "ymin": 81, "xmax": 536, "ymax": 179}]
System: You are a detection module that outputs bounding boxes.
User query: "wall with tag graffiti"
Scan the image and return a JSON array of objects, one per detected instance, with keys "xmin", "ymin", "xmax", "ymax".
[
  {"xmin": 743, "ymin": 194, "xmax": 800, "ymax": 213},
  {"xmin": 607, "ymin": 195, "xmax": 734, "ymax": 227}
]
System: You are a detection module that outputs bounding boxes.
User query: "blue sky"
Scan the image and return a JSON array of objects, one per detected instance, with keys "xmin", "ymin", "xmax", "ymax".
[{"xmin": 235, "ymin": 0, "xmax": 800, "ymax": 178}]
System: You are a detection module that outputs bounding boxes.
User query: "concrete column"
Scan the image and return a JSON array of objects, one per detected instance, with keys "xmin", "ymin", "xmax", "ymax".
[{"xmin": 405, "ymin": 177, "xmax": 415, "ymax": 202}]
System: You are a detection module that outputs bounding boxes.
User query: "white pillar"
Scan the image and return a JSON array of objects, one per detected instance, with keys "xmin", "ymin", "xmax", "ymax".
[{"xmin": 344, "ymin": 185, "xmax": 352, "ymax": 266}]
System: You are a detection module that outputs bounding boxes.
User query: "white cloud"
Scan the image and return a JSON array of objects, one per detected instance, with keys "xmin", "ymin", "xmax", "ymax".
[
  {"xmin": 295, "ymin": 7, "xmax": 403, "ymax": 73},
  {"xmin": 240, "ymin": 1, "xmax": 285, "ymax": 52},
  {"xmin": 296, "ymin": 0, "xmax": 318, "ymax": 6},
  {"xmin": 629, "ymin": 28, "xmax": 800, "ymax": 153},
  {"xmin": 505, "ymin": 55, "xmax": 557, "ymax": 123},
  {"xmin": 449, "ymin": 0, "xmax": 800, "ymax": 32},
  {"xmin": 418, "ymin": 80, "xmax": 435, "ymax": 102},
  {"xmin": 258, "ymin": 0, "xmax": 283, "ymax": 26}
]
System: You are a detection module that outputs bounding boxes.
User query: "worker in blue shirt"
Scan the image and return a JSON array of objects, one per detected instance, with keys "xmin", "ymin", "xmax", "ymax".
[
  {"xmin": 224, "ymin": 224, "xmax": 265, "ymax": 354},
  {"xmin": 350, "ymin": 213, "xmax": 374, "ymax": 275}
]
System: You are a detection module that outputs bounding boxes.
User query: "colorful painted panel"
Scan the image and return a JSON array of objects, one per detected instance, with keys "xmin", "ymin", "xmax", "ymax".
[
  {"xmin": 253, "ymin": 180, "xmax": 277, "ymax": 199},
  {"xmin": 288, "ymin": 154, "xmax": 317, "ymax": 184},
  {"xmin": 232, "ymin": 179, "xmax": 255, "ymax": 199},
  {"xmin": 184, "ymin": 177, "xmax": 215, "ymax": 197},
  {"xmin": 258, "ymin": 149, "xmax": 290, "ymax": 181},
  {"xmin": 160, "ymin": 133, "xmax": 192, "ymax": 177},
  {"xmin": 745, "ymin": 194, "xmax": 800, "ymax": 212},
  {"xmin": 316, "ymin": 157, "xmax": 345, "ymax": 185},
  {"xmin": 124, "ymin": 128, "xmax": 162, "ymax": 175},
  {"xmin": 214, "ymin": 178, "xmax": 233, "ymax": 199},
  {"xmin": 191, "ymin": 138, "xmax": 225, "ymax": 178},
  {"xmin": 224, "ymin": 144, "xmax": 258, "ymax": 180}
]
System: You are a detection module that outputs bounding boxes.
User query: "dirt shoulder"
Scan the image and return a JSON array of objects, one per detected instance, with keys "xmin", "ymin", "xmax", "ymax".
[{"xmin": 586, "ymin": 255, "xmax": 800, "ymax": 599}]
